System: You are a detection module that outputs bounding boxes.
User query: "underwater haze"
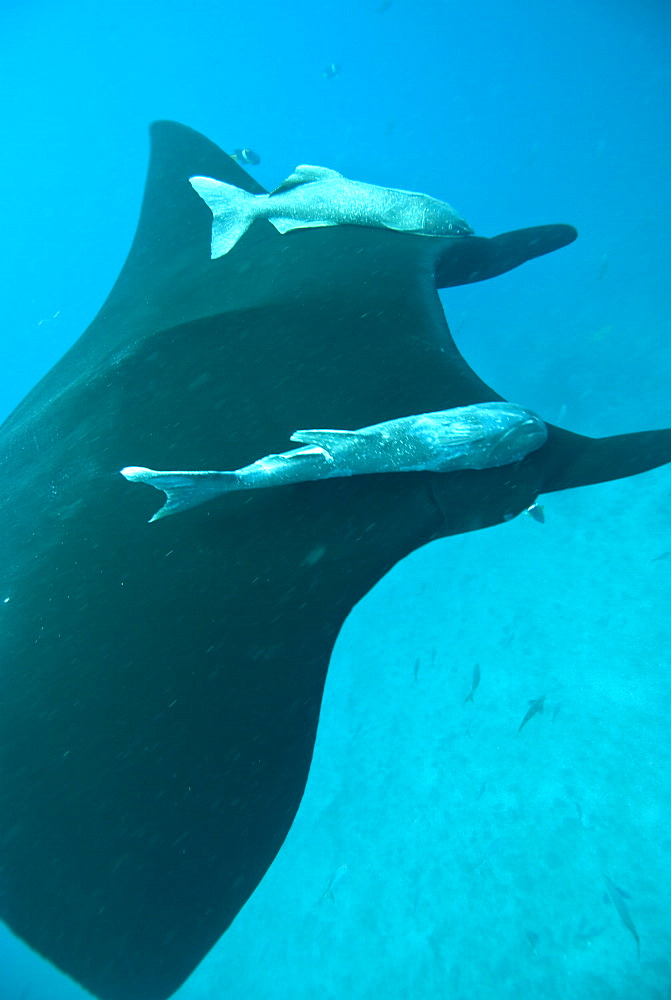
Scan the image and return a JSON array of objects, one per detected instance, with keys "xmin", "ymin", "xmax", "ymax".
[{"xmin": 1, "ymin": 0, "xmax": 670, "ymax": 998}]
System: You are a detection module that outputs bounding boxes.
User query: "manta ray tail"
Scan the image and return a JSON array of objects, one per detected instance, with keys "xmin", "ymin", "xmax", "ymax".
[
  {"xmin": 189, "ymin": 176, "xmax": 258, "ymax": 258},
  {"xmin": 120, "ymin": 466, "xmax": 238, "ymax": 521}
]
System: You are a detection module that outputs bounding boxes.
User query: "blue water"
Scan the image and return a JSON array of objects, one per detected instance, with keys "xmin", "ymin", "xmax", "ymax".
[{"xmin": 1, "ymin": 1, "xmax": 669, "ymax": 997}]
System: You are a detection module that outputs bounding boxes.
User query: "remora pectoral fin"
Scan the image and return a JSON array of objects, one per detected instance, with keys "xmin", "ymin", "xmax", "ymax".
[
  {"xmin": 269, "ymin": 445, "xmax": 333, "ymax": 462},
  {"xmin": 290, "ymin": 428, "xmax": 361, "ymax": 450},
  {"xmin": 542, "ymin": 425, "xmax": 671, "ymax": 492},
  {"xmin": 269, "ymin": 217, "xmax": 339, "ymax": 234}
]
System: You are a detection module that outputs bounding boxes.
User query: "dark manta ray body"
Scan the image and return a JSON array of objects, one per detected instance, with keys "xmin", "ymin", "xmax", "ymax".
[{"xmin": 0, "ymin": 123, "xmax": 669, "ymax": 1000}]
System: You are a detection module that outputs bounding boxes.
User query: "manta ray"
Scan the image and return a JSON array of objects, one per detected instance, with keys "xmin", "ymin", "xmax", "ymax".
[{"xmin": 0, "ymin": 122, "xmax": 669, "ymax": 1000}]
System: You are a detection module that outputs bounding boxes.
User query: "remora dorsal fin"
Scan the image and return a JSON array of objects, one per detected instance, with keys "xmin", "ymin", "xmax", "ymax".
[
  {"xmin": 290, "ymin": 428, "xmax": 361, "ymax": 449},
  {"xmin": 271, "ymin": 165, "xmax": 343, "ymax": 195}
]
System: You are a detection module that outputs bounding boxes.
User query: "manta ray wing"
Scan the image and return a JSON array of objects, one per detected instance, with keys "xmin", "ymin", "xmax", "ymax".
[{"xmin": 0, "ymin": 122, "xmax": 669, "ymax": 1000}]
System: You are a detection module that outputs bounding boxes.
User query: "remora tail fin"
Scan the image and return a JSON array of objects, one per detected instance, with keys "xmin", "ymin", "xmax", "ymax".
[
  {"xmin": 542, "ymin": 425, "xmax": 671, "ymax": 493},
  {"xmin": 189, "ymin": 176, "xmax": 259, "ymax": 258},
  {"xmin": 121, "ymin": 467, "xmax": 239, "ymax": 520}
]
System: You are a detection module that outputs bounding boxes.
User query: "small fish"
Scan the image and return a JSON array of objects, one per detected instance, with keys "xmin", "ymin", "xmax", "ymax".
[
  {"xmin": 413, "ymin": 657, "xmax": 420, "ymax": 683},
  {"xmin": 603, "ymin": 874, "xmax": 640, "ymax": 958},
  {"xmin": 517, "ymin": 694, "xmax": 546, "ymax": 733},
  {"xmin": 608, "ymin": 880, "xmax": 632, "ymax": 901},
  {"xmin": 525, "ymin": 502, "xmax": 545, "ymax": 523},
  {"xmin": 651, "ymin": 550, "xmax": 670, "ymax": 562},
  {"xmin": 574, "ymin": 917, "xmax": 605, "ymax": 943},
  {"xmin": 597, "ymin": 253, "xmax": 609, "ymax": 280},
  {"xmin": 526, "ymin": 930, "xmax": 540, "ymax": 958},
  {"xmin": 464, "ymin": 663, "xmax": 481, "ymax": 703},
  {"xmin": 230, "ymin": 148, "xmax": 260, "ymax": 166},
  {"xmin": 321, "ymin": 863, "xmax": 348, "ymax": 901}
]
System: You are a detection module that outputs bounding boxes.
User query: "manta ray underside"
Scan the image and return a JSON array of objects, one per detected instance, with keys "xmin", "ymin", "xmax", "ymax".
[{"xmin": 0, "ymin": 123, "xmax": 669, "ymax": 1000}]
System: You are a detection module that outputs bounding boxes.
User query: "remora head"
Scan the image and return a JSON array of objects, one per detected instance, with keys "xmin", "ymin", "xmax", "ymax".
[
  {"xmin": 462, "ymin": 402, "xmax": 548, "ymax": 467},
  {"xmin": 418, "ymin": 195, "xmax": 473, "ymax": 237}
]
